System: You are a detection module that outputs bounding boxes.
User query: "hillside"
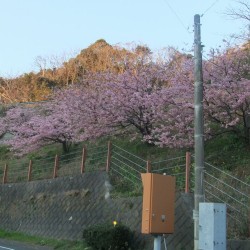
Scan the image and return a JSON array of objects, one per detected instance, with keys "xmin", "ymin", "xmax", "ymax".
[{"xmin": 0, "ymin": 39, "xmax": 145, "ymax": 104}]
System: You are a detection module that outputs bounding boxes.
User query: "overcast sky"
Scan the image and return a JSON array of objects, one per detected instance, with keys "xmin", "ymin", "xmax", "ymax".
[{"xmin": 0, "ymin": 0, "xmax": 246, "ymax": 77}]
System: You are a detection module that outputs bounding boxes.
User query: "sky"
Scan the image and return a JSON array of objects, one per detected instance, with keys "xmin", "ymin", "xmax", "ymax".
[{"xmin": 0, "ymin": 0, "xmax": 247, "ymax": 77}]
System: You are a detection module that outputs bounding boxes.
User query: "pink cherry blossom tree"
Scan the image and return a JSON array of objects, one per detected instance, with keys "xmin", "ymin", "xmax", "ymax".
[
  {"xmin": 78, "ymin": 60, "xmax": 195, "ymax": 148},
  {"xmin": 203, "ymin": 45, "xmax": 250, "ymax": 143},
  {"xmin": 2, "ymin": 102, "xmax": 75, "ymax": 155},
  {"xmin": 3, "ymin": 44, "xmax": 249, "ymax": 156},
  {"xmin": 1, "ymin": 55, "xmax": 196, "ymax": 153}
]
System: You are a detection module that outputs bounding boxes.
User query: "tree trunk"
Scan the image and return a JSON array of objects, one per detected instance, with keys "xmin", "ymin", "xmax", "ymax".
[
  {"xmin": 62, "ymin": 141, "xmax": 71, "ymax": 153},
  {"xmin": 244, "ymin": 127, "xmax": 250, "ymax": 145}
]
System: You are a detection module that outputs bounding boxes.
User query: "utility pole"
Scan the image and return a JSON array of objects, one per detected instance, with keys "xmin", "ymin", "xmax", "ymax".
[{"xmin": 193, "ymin": 14, "xmax": 205, "ymax": 250}]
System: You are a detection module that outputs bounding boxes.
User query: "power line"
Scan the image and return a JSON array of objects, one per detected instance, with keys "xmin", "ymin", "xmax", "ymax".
[
  {"xmin": 162, "ymin": 0, "xmax": 193, "ymax": 36},
  {"xmin": 201, "ymin": 0, "xmax": 220, "ymax": 17}
]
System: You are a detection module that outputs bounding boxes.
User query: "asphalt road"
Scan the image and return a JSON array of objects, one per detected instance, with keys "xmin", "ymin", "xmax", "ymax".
[{"xmin": 0, "ymin": 239, "xmax": 53, "ymax": 250}]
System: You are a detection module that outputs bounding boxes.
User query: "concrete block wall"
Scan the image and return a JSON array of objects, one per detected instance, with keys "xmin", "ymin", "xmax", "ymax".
[{"xmin": 0, "ymin": 171, "xmax": 194, "ymax": 249}]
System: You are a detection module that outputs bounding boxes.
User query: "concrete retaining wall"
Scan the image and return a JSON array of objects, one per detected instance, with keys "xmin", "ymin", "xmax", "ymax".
[{"xmin": 0, "ymin": 171, "xmax": 247, "ymax": 249}]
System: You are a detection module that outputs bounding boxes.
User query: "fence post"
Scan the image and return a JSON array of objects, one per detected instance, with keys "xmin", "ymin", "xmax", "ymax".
[
  {"xmin": 106, "ymin": 141, "xmax": 112, "ymax": 172},
  {"xmin": 28, "ymin": 160, "xmax": 32, "ymax": 181},
  {"xmin": 185, "ymin": 152, "xmax": 191, "ymax": 193},
  {"xmin": 3, "ymin": 164, "xmax": 8, "ymax": 184},
  {"xmin": 53, "ymin": 154, "xmax": 59, "ymax": 178},
  {"xmin": 146, "ymin": 160, "xmax": 151, "ymax": 173},
  {"xmin": 81, "ymin": 146, "xmax": 87, "ymax": 174}
]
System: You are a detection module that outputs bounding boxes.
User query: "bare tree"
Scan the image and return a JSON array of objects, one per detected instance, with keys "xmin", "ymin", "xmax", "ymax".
[
  {"xmin": 226, "ymin": 1, "xmax": 250, "ymax": 41},
  {"xmin": 227, "ymin": 1, "xmax": 250, "ymax": 22},
  {"xmin": 0, "ymin": 76, "xmax": 30, "ymax": 103},
  {"xmin": 34, "ymin": 56, "xmax": 47, "ymax": 77}
]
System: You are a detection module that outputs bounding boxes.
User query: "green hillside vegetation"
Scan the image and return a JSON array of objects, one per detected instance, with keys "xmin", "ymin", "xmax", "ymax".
[{"xmin": 0, "ymin": 133, "xmax": 249, "ymax": 185}]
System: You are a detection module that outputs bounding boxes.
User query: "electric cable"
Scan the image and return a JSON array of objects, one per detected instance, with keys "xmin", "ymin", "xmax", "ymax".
[
  {"xmin": 201, "ymin": 0, "xmax": 220, "ymax": 17},
  {"xmin": 162, "ymin": 0, "xmax": 193, "ymax": 36}
]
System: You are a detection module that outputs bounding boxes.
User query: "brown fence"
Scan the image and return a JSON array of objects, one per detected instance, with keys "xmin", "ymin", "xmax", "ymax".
[{"xmin": 1, "ymin": 142, "xmax": 192, "ymax": 195}]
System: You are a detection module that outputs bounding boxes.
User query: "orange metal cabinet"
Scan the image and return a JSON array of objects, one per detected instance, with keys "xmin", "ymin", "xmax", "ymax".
[{"xmin": 141, "ymin": 173, "xmax": 176, "ymax": 234}]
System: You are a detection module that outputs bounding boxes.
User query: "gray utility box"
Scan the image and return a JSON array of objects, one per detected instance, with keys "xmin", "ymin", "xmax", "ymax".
[{"xmin": 199, "ymin": 203, "xmax": 227, "ymax": 250}]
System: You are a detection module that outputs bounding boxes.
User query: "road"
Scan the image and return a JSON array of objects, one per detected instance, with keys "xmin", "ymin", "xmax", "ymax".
[{"xmin": 0, "ymin": 239, "xmax": 53, "ymax": 250}]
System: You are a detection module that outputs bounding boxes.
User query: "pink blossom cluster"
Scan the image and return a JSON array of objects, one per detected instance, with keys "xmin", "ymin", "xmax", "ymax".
[{"xmin": 0, "ymin": 45, "xmax": 249, "ymax": 155}]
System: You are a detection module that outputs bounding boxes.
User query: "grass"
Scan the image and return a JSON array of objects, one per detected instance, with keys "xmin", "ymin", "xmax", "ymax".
[
  {"xmin": 204, "ymin": 133, "xmax": 250, "ymax": 182},
  {"xmin": 109, "ymin": 172, "xmax": 143, "ymax": 198},
  {"xmin": 111, "ymin": 136, "xmax": 187, "ymax": 161},
  {"xmin": 0, "ymin": 229, "xmax": 90, "ymax": 250},
  {"xmin": 114, "ymin": 134, "xmax": 250, "ymax": 177}
]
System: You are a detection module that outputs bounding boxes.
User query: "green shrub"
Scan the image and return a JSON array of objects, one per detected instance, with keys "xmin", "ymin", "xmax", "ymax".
[{"xmin": 83, "ymin": 222, "xmax": 135, "ymax": 250}]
